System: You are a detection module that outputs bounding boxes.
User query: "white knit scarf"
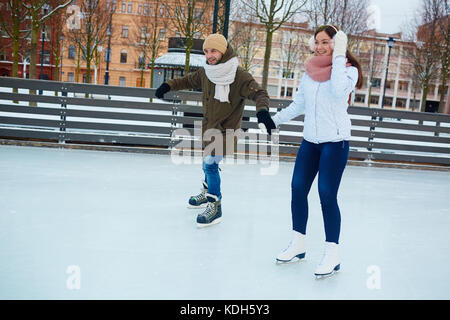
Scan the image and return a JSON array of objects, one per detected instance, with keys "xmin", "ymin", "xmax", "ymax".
[{"xmin": 204, "ymin": 56, "xmax": 239, "ymax": 103}]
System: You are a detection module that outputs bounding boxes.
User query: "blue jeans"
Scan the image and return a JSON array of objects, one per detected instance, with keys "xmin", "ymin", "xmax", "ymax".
[
  {"xmin": 202, "ymin": 156, "xmax": 223, "ymax": 200},
  {"xmin": 291, "ymin": 139, "xmax": 349, "ymax": 244}
]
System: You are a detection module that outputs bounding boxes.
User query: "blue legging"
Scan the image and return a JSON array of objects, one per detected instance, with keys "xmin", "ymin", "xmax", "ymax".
[{"xmin": 291, "ymin": 139, "xmax": 349, "ymax": 244}]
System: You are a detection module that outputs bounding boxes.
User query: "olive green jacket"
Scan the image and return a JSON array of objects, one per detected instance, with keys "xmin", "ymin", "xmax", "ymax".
[{"xmin": 167, "ymin": 45, "xmax": 270, "ymax": 156}]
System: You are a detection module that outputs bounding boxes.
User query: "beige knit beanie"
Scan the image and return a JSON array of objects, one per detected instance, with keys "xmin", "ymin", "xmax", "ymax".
[{"xmin": 203, "ymin": 33, "xmax": 228, "ymax": 54}]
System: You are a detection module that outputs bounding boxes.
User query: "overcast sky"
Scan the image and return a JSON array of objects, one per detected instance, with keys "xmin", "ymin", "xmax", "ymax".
[{"xmin": 369, "ymin": 0, "xmax": 422, "ymax": 34}]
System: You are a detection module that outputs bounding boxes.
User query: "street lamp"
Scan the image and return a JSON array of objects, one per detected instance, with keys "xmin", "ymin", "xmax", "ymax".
[
  {"xmin": 39, "ymin": 5, "xmax": 50, "ymax": 95},
  {"xmin": 368, "ymin": 36, "xmax": 395, "ymax": 149},
  {"xmin": 104, "ymin": 4, "xmax": 114, "ymax": 85},
  {"xmin": 380, "ymin": 37, "xmax": 396, "ymax": 111},
  {"xmin": 212, "ymin": 0, "xmax": 231, "ymax": 38}
]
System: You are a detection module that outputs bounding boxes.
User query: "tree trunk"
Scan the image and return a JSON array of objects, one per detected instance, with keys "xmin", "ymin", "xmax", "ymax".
[
  {"xmin": 12, "ymin": 19, "xmax": 20, "ymax": 102},
  {"xmin": 262, "ymin": 28, "xmax": 273, "ymax": 90},
  {"xmin": 420, "ymin": 85, "xmax": 429, "ymax": 112},
  {"xmin": 184, "ymin": 37, "xmax": 193, "ymax": 74},
  {"xmin": 29, "ymin": 22, "xmax": 39, "ymax": 106},
  {"xmin": 438, "ymin": 61, "xmax": 448, "ymax": 113}
]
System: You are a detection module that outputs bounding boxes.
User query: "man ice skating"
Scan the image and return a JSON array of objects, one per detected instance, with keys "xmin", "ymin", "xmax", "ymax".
[{"xmin": 155, "ymin": 33, "xmax": 276, "ymax": 228}]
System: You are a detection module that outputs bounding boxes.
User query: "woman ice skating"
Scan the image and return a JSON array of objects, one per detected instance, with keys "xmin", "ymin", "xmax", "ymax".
[
  {"xmin": 155, "ymin": 33, "xmax": 275, "ymax": 228},
  {"xmin": 266, "ymin": 25, "xmax": 363, "ymax": 278}
]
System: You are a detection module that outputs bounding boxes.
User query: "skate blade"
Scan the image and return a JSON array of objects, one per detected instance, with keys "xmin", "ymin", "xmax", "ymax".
[
  {"xmin": 187, "ymin": 203, "xmax": 208, "ymax": 209},
  {"xmin": 314, "ymin": 264, "xmax": 340, "ymax": 280},
  {"xmin": 197, "ymin": 217, "xmax": 222, "ymax": 228},
  {"xmin": 276, "ymin": 253, "xmax": 306, "ymax": 264}
]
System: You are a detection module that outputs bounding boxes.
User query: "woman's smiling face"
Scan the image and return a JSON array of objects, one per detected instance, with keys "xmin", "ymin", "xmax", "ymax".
[{"xmin": 314, "ymin": 31, "xmax": 333, "ymax": 56}]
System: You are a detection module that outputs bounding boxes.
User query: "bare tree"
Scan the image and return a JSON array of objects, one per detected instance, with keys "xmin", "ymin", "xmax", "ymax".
[
  {"xmin": 242, "ymin": 0, "xmax": 307, "ymax": 89},
  {"xmin": 69, "ymin": 0, "xmax": 110, "ymax": 84},
  {"xmin": 169, "ymin": 0, "xmax": 213, "ymax": 74},
  {"xmin": 23, "ymin": 0, "xmax": 72, "ymax": 81},
  {"xmin": 434, "ymin": 0, "xmax": 449, "ymax": 113},
  {"xmin": 280, "ymin": 28, "xmax": 304, "ymax": 98},
  {"xmin": 132, "ymin": 0, "xmax": 168, "ymax": 88},
  {"xmin": 0, "ymin": 0, "xmax": 30, "ymax": 79},
  {"xmin": 305, "ymin": 0, "xmax": 370, "ymax": 51},
  {"xmin": 358, "ymin": 39, "xmax": 386, "ymax": 107},
  {"xmin": 229, "ymin": 1, "xmax": 259, "ymax": 72},
  {"xmin": 404, "ymin": 0, "xmax": 445, "ymax": 112}
]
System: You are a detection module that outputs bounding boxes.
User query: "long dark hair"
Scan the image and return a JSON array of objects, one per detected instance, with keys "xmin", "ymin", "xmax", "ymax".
[{"xmin": 314, "ymin": 25, "xmax": 363, "ymax": 89}]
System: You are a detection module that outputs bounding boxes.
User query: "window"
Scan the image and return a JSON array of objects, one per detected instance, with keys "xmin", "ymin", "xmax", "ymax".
[
  {"xmin": 136, "ymin": 77, "xmax": 145, "ymax": 87},
  {"xmin": 67, "ymin": 72, "xmax": 74, "ymax": 82},
  {"xmin": 43, "ymin": 27, "xmax": 50, "ymax": 41},
  {"xmin": 68, "ymin": 45, "xmax": 76, "ymax": 59},
  {"xmin": 370, "ymin": 95, "xmax": 379, "ymax": 105},
  {"xmin": 383, "ymin": 97, "xmax": 393, "ymax": 107},
  {"xmin": 396, "ymin": 98, "xmax": 406, "ymax": 108},
  {"xmin": 282, "ymin": 69, "xmax": 294, "ymax": 79},
  {"xmin": 127, "ymin": 2, "xmax": 132, "ymax": 13},
  {"xmin": 398, "ymin": 81, "xmax": 409, "ymax": 91},
  {"xmin": 438, "ymin": 85, "xmax": 448, "ymax": 95},
  {"xmin": 121, "ymin": 2, "xmax": 126, "ymax": 13},
  {"xmin": 119, "ymin": 76, "xmax": 126, "ymax": 86},
  {"xmin": 159, "ymin": 4, "xmax": 164, "ymax": 17},
  {"xmin": 158, "ymin": 28, "xmax": 166, "ymax": 40},
  {"xmin": 138, "ymin": 54, "xmax": 145, "ymax": 68},
  {"xmin": 0, "ymin": 51, "xmax": 7, "ymax": 61},
  {"xmin": 43, "ymin": 50, "xmax": 50, "ymax": 64},
  {"xmin": 371, "ymin": 78, "xmax": 381, "ymax": 88},
  {"xmin": 138, "ymin": 2, "xmax": 142, "ymax": 14},
  {"xmin": 105, "ymin": 48, "xmax": 111, "ymax": 62},
  {"xmin": 409, "ymin": 99, "xmax": 420, "ymax": 110},
  {"xmin": 391, "ymin": 47, "xmax": 399, "ymax": 56},
  {"xmin": 122, "ymin": 26, "xmax": 128, "ymax": 38},
  {"xmin": 374, "ymin": 45, "xmax": 385, "ymax": 55},
  {"xmin": 385, "ymin": 80, "xmax": 394, "ymax": 89},
  {"xmin": 140, "ymin": 27, "xmax": 148, "ymax": 40},
  {"xmin": 120, "ymin": 50, "xmax": 127, "ymax": 63},
  {"xmin": 355, "ymin": 94, "xmax": 365, "ymax": 103},
  {"xmin": 280, "ymin": 87, "xmax": 293, "ymax": 97}
]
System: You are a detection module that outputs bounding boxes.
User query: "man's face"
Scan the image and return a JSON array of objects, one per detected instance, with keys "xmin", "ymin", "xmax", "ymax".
[{"xmin": 204, "ymin": 48, "xmax": 223, "ymax": 65}]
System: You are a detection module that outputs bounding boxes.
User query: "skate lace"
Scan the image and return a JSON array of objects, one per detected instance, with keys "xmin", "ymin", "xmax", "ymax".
[
  {"xmin": 192, "ymin": 189, "xmax": 206, "ymax": 201},
  {"xmin": 201, "ymin": 202, "xmax": 216, "ymax": 219},
  {"xmin": 282, "ymin": 240, "xmax": 294, "ymax": 253},
  {"xmin": 318, "ymin": 252, "xmax": 327, "ymax": 267}
]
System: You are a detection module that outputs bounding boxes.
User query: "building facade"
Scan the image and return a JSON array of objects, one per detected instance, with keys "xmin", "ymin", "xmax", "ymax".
[{"xmin": 59, "ymin": 0, "xmax": 213, "ymax": 88}]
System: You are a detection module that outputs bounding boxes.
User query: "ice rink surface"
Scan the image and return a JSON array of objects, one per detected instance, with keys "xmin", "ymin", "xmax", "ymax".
[{"xmin": 0, "ymin": 145, "xmax": 449, "ymax": 300}]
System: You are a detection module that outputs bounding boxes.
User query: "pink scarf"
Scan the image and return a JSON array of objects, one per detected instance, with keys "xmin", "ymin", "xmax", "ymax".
[{"xmin": 305, "ymin": 55, "xmax": 352, "ymax": 82}]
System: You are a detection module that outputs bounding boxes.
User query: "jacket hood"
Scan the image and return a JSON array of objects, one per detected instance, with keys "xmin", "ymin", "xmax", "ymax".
[{"xmin": 220, "ymin": 45, "xmax": 237, "ymax": 63}]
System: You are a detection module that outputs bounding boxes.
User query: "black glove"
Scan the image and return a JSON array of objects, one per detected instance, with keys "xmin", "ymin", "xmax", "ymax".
[
  {"xmin": 155, "ymin": 83, "xmax": 170, "ymax": 99},
  {"xmin": 256, "ymin": 109, "xmax": 276, "ymax": 135}
]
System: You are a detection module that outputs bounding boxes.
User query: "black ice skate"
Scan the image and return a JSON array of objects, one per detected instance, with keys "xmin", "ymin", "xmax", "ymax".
[
  {"xmin": 196, "ymin": 193, "xmax": 222, "ymax": 228},
  {"xmin": 188, "ymin": 181, "xmax": 208, "ymax": 209}
]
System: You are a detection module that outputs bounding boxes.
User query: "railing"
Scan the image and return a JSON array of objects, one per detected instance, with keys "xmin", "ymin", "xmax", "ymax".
[{"xmin": 0, "ymin": 77, "xmax": 449, "ymax": 169}]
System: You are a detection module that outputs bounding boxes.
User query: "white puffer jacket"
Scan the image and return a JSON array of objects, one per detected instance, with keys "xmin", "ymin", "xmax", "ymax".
[{"xmin": 272, "ymin": 56, "xmax": 358, "ymax": 144}]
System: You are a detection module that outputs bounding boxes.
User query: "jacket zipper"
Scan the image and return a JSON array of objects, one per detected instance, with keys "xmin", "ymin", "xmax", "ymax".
[
  {"xmin": 332, "ymin": 107, "xmax": 339, "ymax": 136},
  {"xmin": 314, "ymin": 83, "xmax": 320, "ymax": 143}
]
